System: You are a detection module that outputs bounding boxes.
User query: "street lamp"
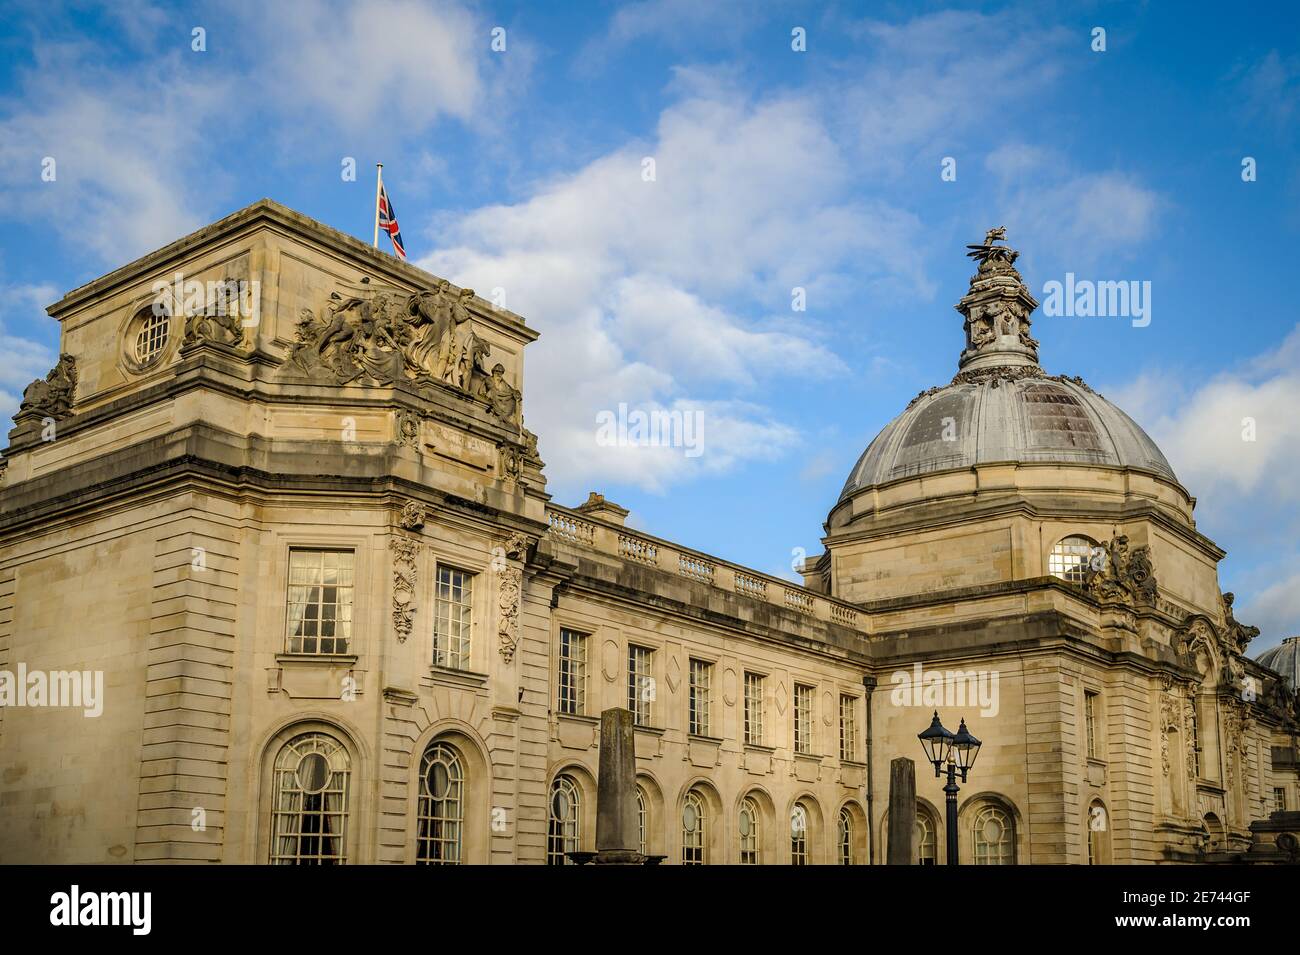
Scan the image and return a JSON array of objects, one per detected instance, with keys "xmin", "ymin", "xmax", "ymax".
[{"xmin": 917, "ymin": 711, "xmax": 982, "ymax": 865}]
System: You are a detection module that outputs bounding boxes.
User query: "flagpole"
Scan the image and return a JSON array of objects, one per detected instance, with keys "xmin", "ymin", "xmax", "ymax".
[{"xmin": 373, "ymin": 163, "xmax": 383, "ymax": 248}]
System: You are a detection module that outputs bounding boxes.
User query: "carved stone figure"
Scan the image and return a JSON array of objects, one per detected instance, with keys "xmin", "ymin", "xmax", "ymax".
[
  {"xmin": 281, "ymin": 280, "xmax": 520, "ymax": 423},
  {"xmin": 481, "ymin": 363, "xmax": 520, "ymax": 422},
  {"xmin": 398, "ymin": 501, "xmax": 426, "ymax": 531},
  {"xmin": 1081, "ymin": 535, "xmax": 1158, "ymax": 606},
  {"xmin": 18, "ymin": 354, "xmax": 77, "ymax": 420},
  {"xmin": 1221, "ymin": 592, "xmax": 1260, "ymax": 653}
]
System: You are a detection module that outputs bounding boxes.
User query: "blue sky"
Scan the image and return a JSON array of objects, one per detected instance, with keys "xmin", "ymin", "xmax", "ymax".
[{"xmin": 1, "ymin": 0, "xmax": 1298, "ymax": 650}]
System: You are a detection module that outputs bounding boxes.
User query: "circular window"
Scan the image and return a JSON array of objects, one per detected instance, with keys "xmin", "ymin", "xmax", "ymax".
[
  {"xmin": 426, "ymin": 760, "xmax": 451, "ymax": 800},
  {"xmin": 1048, "ymin": 535, "xmax": 1098, "ymax": 583},
  {"xmin": 982, "ymin": 816, "xmax": 1003, "ymax": 843},
  {"xmin": 134, "ymin": 307, "xmax": 171, "ymax": 364},
  {"xmin": 739, "ymin": 812, "xmax": 751, "ymax": 837},
  {"xmin": 296, "ymin": 752, "xmax": 331, "ymax": 794},
  {"xmin": 551, "ymin": 788, "xmax": 571, "ymax": 820},
  {"xmin": 683, "ymin": 802, "xmax": 699, "ymax": 833}
]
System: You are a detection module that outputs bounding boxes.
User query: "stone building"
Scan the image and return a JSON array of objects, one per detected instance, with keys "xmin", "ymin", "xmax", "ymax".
[{"xmin": 0, "ymin": 202, "xmax": 1296, "ymax": 864}]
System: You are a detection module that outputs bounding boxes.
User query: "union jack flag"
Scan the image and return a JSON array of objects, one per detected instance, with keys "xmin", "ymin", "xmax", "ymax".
[{"xmin": 378, "ymin": 182, "xmax": 406, "ymax": 259}]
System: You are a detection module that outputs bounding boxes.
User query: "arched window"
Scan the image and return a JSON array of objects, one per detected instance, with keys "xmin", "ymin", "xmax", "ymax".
[
  {"xmin": 739, "ymin": 796, "xmax": 761, "ymax": 864},
  {"xmin": 1048, "ymin": 535, "xmax": 1098, "ymax": 583},
  {"xmin": 972, "ymin": 805, "xmax": 1015, "ymax": 865},
  {"xmin": 636, "ymin": 785, "xmax": 647, "ymax": 856},
  {"xmin": 269, "ymin": 731, "xmax": 351, "ymax": 865},
  {"xmin": 1087, "ymin": 799, "xmax": 1110, "ymax": 865},
  {"xmin": 915, "ymin": 809, "xmax": 938, "ymax": 865},
  {"xmin": 790, "ymin": 803, "xmax": 809, "ymax": 865},
  {"xmin": 837, "ymin": 808, "xmax": 853, "ymax": 865},
  {"xmin": 547, "ymin": 774, "xmax": 581, "ymax": 865},
  {"xmin": 682, "ymin": 790, "xmax": 706, "ymax": 865},
  {"xmin": 416, "ymin": 742, "xmax": 464, "ymax": 864}
]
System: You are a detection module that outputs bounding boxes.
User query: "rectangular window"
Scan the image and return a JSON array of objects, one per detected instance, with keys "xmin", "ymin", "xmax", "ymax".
[
  {"xmin": 839, "ymin": 694, "xmax": 858, "ymax": 762},
  {"xmin": 794, "ymin": 684, "xmax": 814, "ymax": 755},
  {"xmin": 628, "ymin": 645, "xmax": 653, "ymax": 726},
  {"xmin": 1275, "ymin": 788, "xmax": 1287, "ymax": 813},
  {"xmin": 557, "ymin": 629, "xmax": 587, "ymax": 715},
  {"xmin": 744, "ymin": 672, "xmax": 764, "ymax": 746},
  {"xmin": 286, "ymin": 549, "xmax": 354, "ymax": 655},
  {"xmin": 689, "ymin": 659, "xmax": 712, "ymax": 736},
  {"xmin": 433, "ymin": 566, "xmax": 473, "ymax": 669},
  {"xmin": 1188, "ymin": 704, "xmax": 1201, "ymax": 777},
  {"xmin": 1085, "ymin": 690, "xmax": 1100, "ymax": 759}
]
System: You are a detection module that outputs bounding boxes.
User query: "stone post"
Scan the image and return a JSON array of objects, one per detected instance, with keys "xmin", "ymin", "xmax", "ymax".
[
  {"xmin": 582, "ymin": 707, "xmax": 644, "ymax": 864},
  {"xmin": 887, "ymin": 756, "xmax": 916, "ymax": 865}
]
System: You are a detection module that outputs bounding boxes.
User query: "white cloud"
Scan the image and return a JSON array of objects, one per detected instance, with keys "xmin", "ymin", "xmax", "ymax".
[
  {"xmin": 1106, "ymin": 326, "xmax": 1300, "ymax": 644},
  {"xmin": 418, "ymin": 87, "xmax": 922, "ymax": 493},
  {"xmin": 0, "ymin": 44, "xmax": 229, "ymax": 262},
  {"xmin": 0, "ymin": 282, "xmax": 59, "ymax": 423},
  {"xmin": 1246, "ymin": 570, "xmax": 1300, "ymax": 647},
  {"xmin": 236, "ymin": 0, "xmax": 489, "ymax": 136},
  {"xmin": 985, "ymin": 145, "xmax": 1163, "ymax": 264},
  {"xmin": 1121, "ymin": 325, "xmax": 1300, "ymax": 502}
]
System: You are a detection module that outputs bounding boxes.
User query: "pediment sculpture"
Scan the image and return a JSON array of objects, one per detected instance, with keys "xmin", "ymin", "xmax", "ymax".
[
  {"xmin": 17, "ymin": 353, "xmax": 77, "ymax": 421},
  {"xmin": 181, "ymin": 283, "xmax": 246, "ymax": 349},
  {"xmin": 281, "ymin": 279, "xmax": 521, "ymax": 423}
]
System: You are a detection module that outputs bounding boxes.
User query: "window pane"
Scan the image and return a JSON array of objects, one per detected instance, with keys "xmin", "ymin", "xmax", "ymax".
[
  {"xmin": 434, "ymin": 566, "xmax": 474, "ymax": 669},
  {"xmin": 285, "ymin": 550, "xmax": 354, "ymax": 655}
]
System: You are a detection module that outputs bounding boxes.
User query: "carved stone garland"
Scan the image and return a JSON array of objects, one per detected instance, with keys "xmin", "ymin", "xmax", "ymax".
[
  {"xmin": 495, "ymin": 532, "xmax": 530, "ymax": 663},
  {"xmin": 391, "ymin": 534, "xmax": 421, "ymax": 644}
]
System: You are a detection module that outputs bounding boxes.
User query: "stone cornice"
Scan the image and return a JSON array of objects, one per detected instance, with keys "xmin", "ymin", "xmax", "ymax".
[
  {"xmin": 46, "ymin": 199, "xmax": 537, "ymax": 341},
  {"xmin": 825, "ymin": 485, "xmax": 1225, "ymax": 563}
]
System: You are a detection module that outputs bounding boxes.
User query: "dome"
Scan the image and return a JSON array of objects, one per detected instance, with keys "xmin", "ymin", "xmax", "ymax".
[
  {"xmin": 840, "ymin": 228, "xmax": 1177, "ymax": 500},
  {"xmin": 840, "ymin": 371, "xmax": 1177, "ymax": 498},
  {"xmin": 1256, "ymin": 636, "xmax": 1300, "ymax": 691}
]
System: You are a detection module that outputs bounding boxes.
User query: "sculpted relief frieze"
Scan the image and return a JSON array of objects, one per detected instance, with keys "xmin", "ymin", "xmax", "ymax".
[{"xmin": 281, "ymin": 278, "xmax": 521, "ymax": 424}]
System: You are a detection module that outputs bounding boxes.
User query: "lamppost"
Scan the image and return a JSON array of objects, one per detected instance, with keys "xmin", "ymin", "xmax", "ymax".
[{"xmin": 917, "ymin": 711, "xmax": 982, "ymax": 865}]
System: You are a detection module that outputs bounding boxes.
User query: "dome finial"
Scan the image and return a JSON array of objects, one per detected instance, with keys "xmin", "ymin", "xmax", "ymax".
[{"xmin": 955, "ymin": 228, "xmax": 1041, "ymax": 372}]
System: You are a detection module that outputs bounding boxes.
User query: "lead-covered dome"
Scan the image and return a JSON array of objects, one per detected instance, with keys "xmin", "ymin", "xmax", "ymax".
[
  {"xmin": 840, "ymin": 227, "xmax": 1177, "ymax": 499},
  {"xmin": 1256, "ymin": 636, "xmax": 1300, "ymax": 691},
  {"xmin": 840, "ymin": 370, "xmax": 1177, "ymax": 497}
]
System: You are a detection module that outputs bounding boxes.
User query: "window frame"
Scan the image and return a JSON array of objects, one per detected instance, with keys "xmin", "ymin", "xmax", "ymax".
[
  {"xmin": 627, "ymin": 644, "xmax": 654, "ymax": 726},
  {"xmin": 284, "ymin": 547, "xmax": 356, "ymax": 656},
  {"xmin": 839, "ymin": 694, "xmax": 858, "ymax": 761},
  {"xmin": 415, "ymin": 742, "xmax": 464, "ymax": 865},
  {"xmin": 681, "ymin": 790, "xmax": 706, "ymax": 865},
  {"xmin": 547, "ymin": 773, "xmax": 582, "ymax": 865},
  {"xmin": 743, "ymin": 671, "xmax": 765, "ymax": 746},
  {"xmin": 557, "ymin": 627, "xmax": 588, "ymax": 716},
  {"xmin": 433, "ymin": 563, "xmax": 475, "ymax": 670},
  {"xmin": 268, "ymin": 730, "xmax": 352, "ymax": 865},
  {"xmin": 793, "ymin": 683, "xmax": 815, "ymax": 755},
  {"xmin": 688, "ymin": 658, "xmax": 713, "ymax": 737}
]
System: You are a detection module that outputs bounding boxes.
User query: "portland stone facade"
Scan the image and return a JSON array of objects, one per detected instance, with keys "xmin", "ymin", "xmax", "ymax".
[{"xmin": 0, "ymin": 202, "xmax": 1296, "ymax": 864}]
